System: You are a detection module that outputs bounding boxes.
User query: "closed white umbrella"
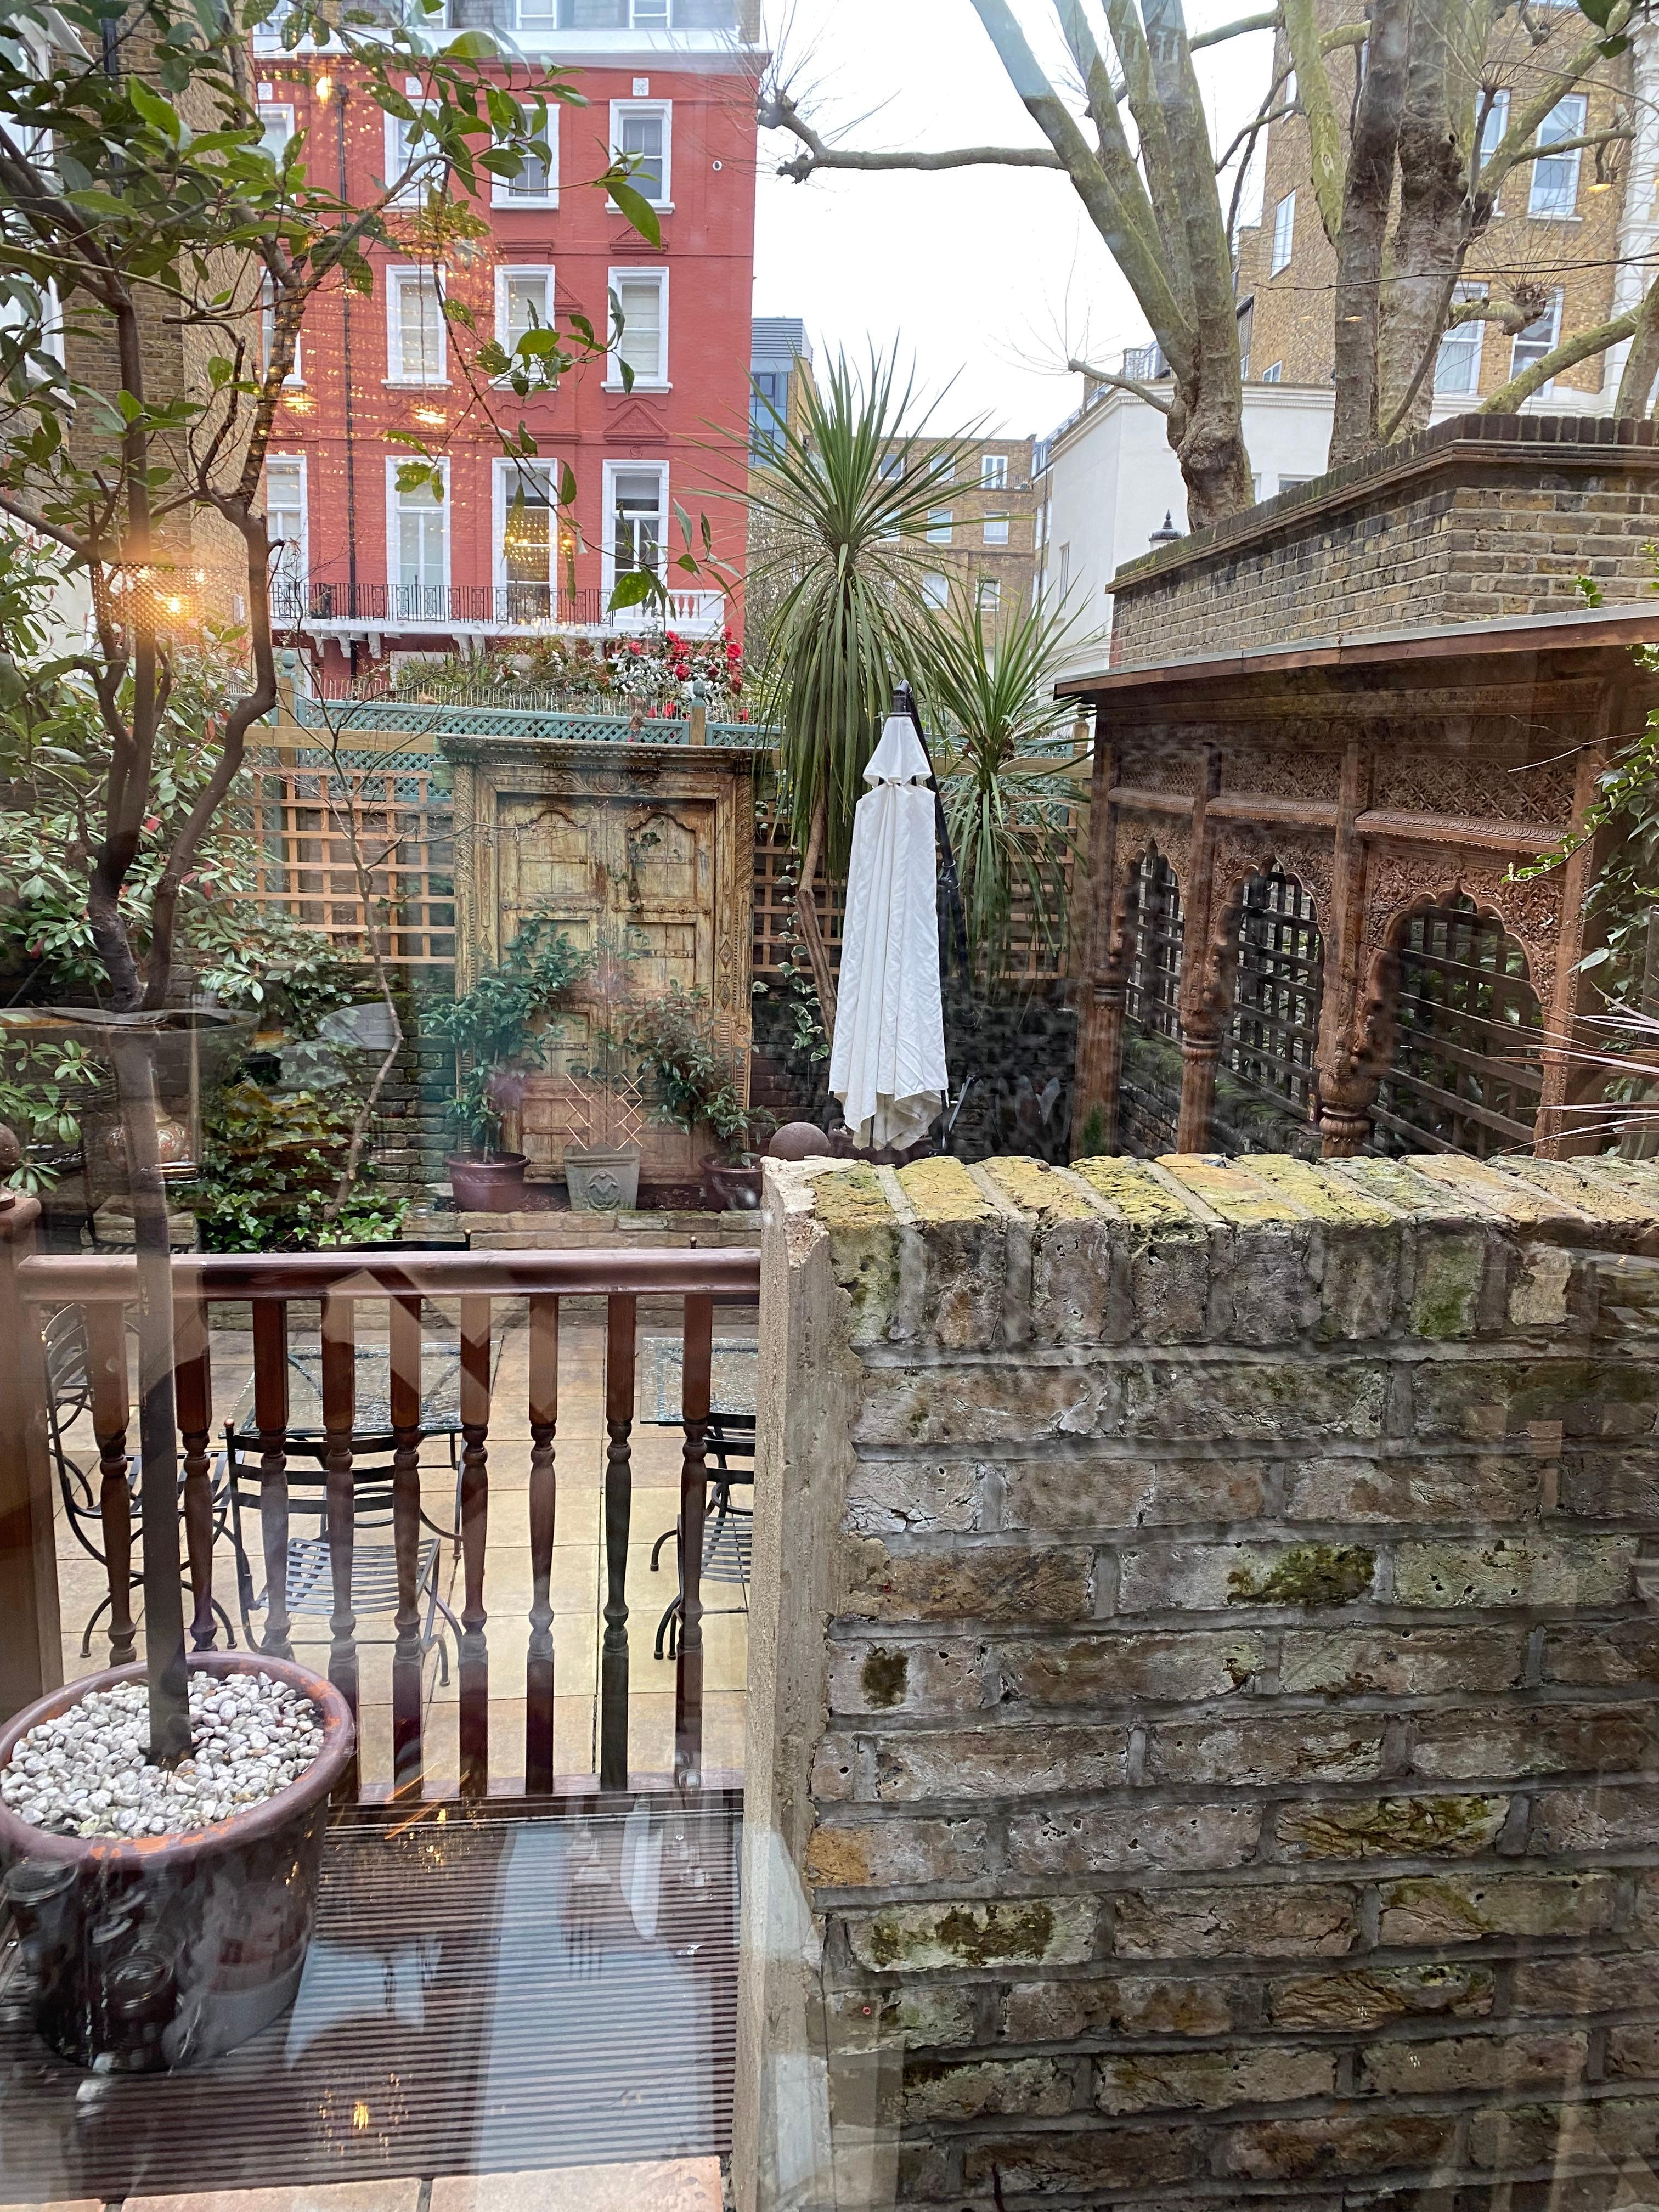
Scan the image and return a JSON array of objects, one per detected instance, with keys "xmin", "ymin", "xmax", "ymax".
[{"xmin": 828, "ymin": 699, "xmax": 949, "ymax": 1151}]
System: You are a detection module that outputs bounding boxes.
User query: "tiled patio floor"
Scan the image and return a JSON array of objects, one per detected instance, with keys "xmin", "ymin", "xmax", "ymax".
[{"xmin": 49, "ymin": 1304, "xmax": 755, "ymax": 1792}]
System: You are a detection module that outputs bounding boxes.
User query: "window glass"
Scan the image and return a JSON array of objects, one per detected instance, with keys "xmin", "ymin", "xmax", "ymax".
[
  {"xmin": 1435, "ymin": 283, "xmax": 1487, "ymax": 396},
  {"xmin": 393, "ymin": 274, "xmax": 444, "ymax": 382},
  {"xmin": 501, "ymin": 466, "xmax": 554, "ymax": 613},
  {"xmin": 496, "ymin": 111, "xmax": 555, "ymax": 200},
  {"xmin": 1479, "ymin": 87, "xmax": 1509, "ymax": 166},
  {"xmin": 984, "ymin": 516, "xmax": 1009, "ymax": 546},
  {"xmin": 751, "ymin": 369, "xmax": 786, "ymax": 460},
  {"xmin": 500, "ymin": 270, "xmax": 554, "ymax": 353},
  {"xmin": 614, "ymin": 274, "xmax": 664, "ymax": 382},
  {"xmin": 616, "ymin": 107, "xmax": 666, "ymax": 201},
  {"xmin": 258, "ymin": 105, "xmax": 292, "ymax": 163},
  {"xmin": 263, "ymin": 459, "xmax": 304, "ymax": 606},
  {"xmin": 923, "ymin": 571, "xmax": 949, "ymax": 608},
  {"xmin": 613, "ymin": 466, "xmax": 663, "ymax": 574},
  {"xmin": 1511, "ymin": 288, "xmax": 1564, "ymax": 382},
  {"xmin": 981, "ymin": 453, "xmax": 1008, "ymax": 489},
  {"xmin": 978, "ymin": 577, "xmax": 1001, "ymax": 613},
  {"xmin": 1270, "ymin": 189, "xmax": 1295, "ymax": 273},
  {"xmin": 396, "ymin": 476, "xmax": 445, "ymax": 596},
  {"xmin": 927, "ymin": 509, "xmax": 953, "ymax": 544},
  {"xmin": 1530, "ymin": 95, "xmax": 1585, "ymax": 216}
]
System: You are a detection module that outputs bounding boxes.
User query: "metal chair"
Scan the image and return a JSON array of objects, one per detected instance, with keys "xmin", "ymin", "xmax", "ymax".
[
  {"xmin": 221, "ymin": 1425, "xmax": 461, "ymax": 1678},
  {"xmin": 42, "ymin": 1305, "xmax": 236, "ymax": 1657},
  {"xmin": 649, "ymin": 1413, "xmax": 754, "ymax": 1661}
]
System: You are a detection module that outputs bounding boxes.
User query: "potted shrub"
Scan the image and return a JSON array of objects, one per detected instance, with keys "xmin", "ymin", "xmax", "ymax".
[
  {"xmin": 612, "ymin": 986, "xmax": 774, "ymax": 1210},
  {"xmin": 425, "ymin": 917, "xmax": 590, "ymax": 1212}
]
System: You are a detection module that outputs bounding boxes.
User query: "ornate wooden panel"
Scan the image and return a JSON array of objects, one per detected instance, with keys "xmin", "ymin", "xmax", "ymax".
[{"xmin": 447, "ymin": 739, "xmax": 752, "ymax": 1188}]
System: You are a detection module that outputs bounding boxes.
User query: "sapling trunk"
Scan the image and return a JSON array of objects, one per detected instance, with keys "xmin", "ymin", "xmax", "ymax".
[{"xmin": 110, "ymin": 1028, "xmax": 192, "ymax": 1765}]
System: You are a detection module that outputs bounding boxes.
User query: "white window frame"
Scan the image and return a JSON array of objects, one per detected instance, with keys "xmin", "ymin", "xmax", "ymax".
[
  {"xmin": 385, "ymin": 105, "xmax": 439, "ymax": 208},
  {"xmin": 983, "ymin": 515, "xmax": 1010, "ymax": 547},
  {"xmin": 980, "ymin": 452, "xmax": 1008, "ymax": 490},
  {"xmin": 494, "ymin": 264, "xmax": 556, "ymax": 374},
  {"xmin": 258, "ymin": 103, "xmax": 295, "ymax": 165},
  {"xmin": 263, "ymin": 453, "xmax": 308, "ymax": 609},
  {"xmin": 1434, "ymin": 281, "xmax": 1488, "ymax": 397},
  {"xmin": 490, "ymin": 101, "xmax": 559, "ymax": 207},
  {"xmin": 609, "ymin": 99, "xmax": 672, "ymax": 209},
  {"xmin": 927, "ymin": 509, "xmax": 953, "ymax": 544},
  {"xmin": 1529, "ymin": 94, "xmax": 1587, "ymax": 218},
  {"xmin": 606, "ymin": 264, "xmax": 669, "ymax": 390},
  {"xmin": 385, "ymin": 455, "xmax": 450, "ymax": 605},
  {"xmin": 1261, "ymin": 362, "xmax": 1283, "ymax": 382},
  {"xmin": 977, "ymin": 576, "xmax": 1001, "ymax": 614},
  {"xmin": 493, "ymin": 456, "xmax": 566, "ymax": 605},
  {"xmin": 602, "ymin": 457, "xmax": 669, "ymax": 604},
  {"xmin": 1270, "ymin": 190, "xmax": 1295, "ymax": 274},
  {"xmin": 386, "ymin": 267, "xmax": 447, "ymax": 386},
  {"xmin": 922, "ymin": 572, "xmax": 949, "ymax": 610},
  {"xmin": 1511, "ymin": 286, "xmax": 1564, "ymax": 391}
]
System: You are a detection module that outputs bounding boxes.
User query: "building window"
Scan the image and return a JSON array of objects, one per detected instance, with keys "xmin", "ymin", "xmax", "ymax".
[
  {"xmin": 385, "ymin": 108, "xmax": 439, "ymax": 207},
  {"xmin": 1479, "ymin": 88, "xmax": 1509, "ymax": 167},
  {"xmin": 608, "ymin": 461, "xmax": 667, "ymax": 586},
  {"xmin": 980, "ymin": 452, "xmax": 1008, "ymax": 490},
  {"xmin": 1530, "ymin": 95, "xmax": 1586, "ymax": 217},
  {"xmin": 1057, "ymin": 542, "xmax": 1071, "ymax": 595},
  {"xmin": 496, "ymin": 266, "xmax": 556, "ymax": 368},
  {"xmin": 611, "ymin": 101, "xmax": 670, "ymax": 205},
  {"xmin": 1511, "ymin": 287, "xmax": 1564, "ymax": 387},
  {"xmin": 1277, "ymin": 474, "xmax": 1314, "ymax": 492},
  {"xmin": 387, "ymin": 269, "xmax": 446, "ymax": 383},
  {"xmin": 261, "ymin": 277, "xmax": 302, "ymax": 384},
  {"xmin": 923, "ymin": 572, "xmax": 949, "ymax": 608},
  {"xmin": 1270, "ymin": 190, "xmax": 1295, "ymax": 274},
  {"xmin": 492, "ymin": 105, "xmax": 558, "ymax": 204},
  {"xmin": 496, "ymin": 460, "xmax": 563, "ymax": 618},
  {"xmin": 263, "ymin": 457, "xmax": 306, "ymax": 613},
  {"xmin": 978, "ymin": 577, "xmax": 1001, "ymax": 614},
  {"xmin": 1261, "ymin": 362, "xmax": 1283, "ymax": 382},
  {"xmin": 751, "ymin": 369, "xmax": 786, "ymax": 460},
  {"xmin": 927, "ymin": 509, "xmax": 953, "ymax": 544},
  {"xmin": 1435, "ymin": 282, "xmax": 1488, "ymax": 396},
  {"xmin": 608, "ymin": 267, "xmax": 668, "ymax": 386},
  {"xmin": 878, "ymin": 452, "xmax": 904, "ymax": 483},
  {"xmin": 389, "ymin": 462, "xmax": 448, "ymax": 609},
  {"xmin": 983, "ymin": 516, "xmax": 1009, "ymax": 546},
  {"xmin": 258, "ymin": 104, "xmax": 294, "ymax": 163}
]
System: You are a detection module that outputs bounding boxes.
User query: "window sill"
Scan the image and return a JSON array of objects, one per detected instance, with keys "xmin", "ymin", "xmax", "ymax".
[
  {"xmin": 1525, "ymin": 210, "xmax": 1583, "ymax": 223},
  {"xmin": 493, "ymin": 196, "xmax": 561, "ymax": 210},
  {"xmin": 385, "ymin": 378, "xmax": 453, "ymax": 388},
  {"xmin": 603, "ymin": 379, "xmax": 672, "ymax": 393},
  {"xmin": 609, "ymin": 200, "xmax": 673, "ymax": 216}
]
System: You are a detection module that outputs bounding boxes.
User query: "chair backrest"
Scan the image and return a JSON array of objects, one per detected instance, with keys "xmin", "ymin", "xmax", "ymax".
[
  {"xmin": 222, "ymin": 1426, "xmax": 404, "ymax": 1523},
  {"xmin": 42, "ymin": 1306, "xmax": 92, "ymax": 1436}
]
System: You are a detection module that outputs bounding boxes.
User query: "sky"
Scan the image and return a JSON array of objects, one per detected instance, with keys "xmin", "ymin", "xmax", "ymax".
[{"xmin": 749, "ymin": 0, "xmax": 1279, "ymax": 440}]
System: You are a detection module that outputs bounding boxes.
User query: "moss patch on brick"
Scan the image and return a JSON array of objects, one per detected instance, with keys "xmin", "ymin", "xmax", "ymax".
[
  {"xmin": 1245, "ymin": 1156, "xmax": 1398, "ymax": 1228},
  {"xmin": 860, "ymin": 1647, "xmax": 909, "ymax": 1709},
  {"xmin": 1069, "ymin": 1156, "xmax": 1197, "ymax": 1227},
  {"xmin": 871, "ymin": 1901, "xmax": 1056, "ymax": 1970},
  {"xmin": 1227, "ymin": 1543, "xmax": 1376, "ymax": 1608},
  {"xmin": 897, "ymin": 1156, "xmax": 993, "ymax": 1224},
  {"xmin": 812, "ymin": 1165, "xmax": 896, "ymax": 1236},
  {"xmin": 1279, "ymin": 1795, "xmax": 1508, "ymax": 1860},
  {"xmin": 1331, "ymin": 1158, "xmax": 1466, "ymax": 1218},
  {"xmin": 983, "ymin": 1156, "xmax": 1095, "ymax": 1221},
  {"xmin": 1159, "ymin": 1156, "xmax": 1304, "ymax": 1226}
]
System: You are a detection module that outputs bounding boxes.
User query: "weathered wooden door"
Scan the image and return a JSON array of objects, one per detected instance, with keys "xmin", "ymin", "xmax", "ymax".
[{"xmin": 496, "ymin": 792, "xmax": 719, "ymax": 1183}]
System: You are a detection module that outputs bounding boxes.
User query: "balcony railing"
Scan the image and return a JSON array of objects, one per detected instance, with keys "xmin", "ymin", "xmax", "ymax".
[
  {"xmin": 0, "ymin": 1207, "xmax": 761, "ymax": 1804},
  {"xmin": 274, "ymin": 580, "xmax": 727, "ymax": 639}
]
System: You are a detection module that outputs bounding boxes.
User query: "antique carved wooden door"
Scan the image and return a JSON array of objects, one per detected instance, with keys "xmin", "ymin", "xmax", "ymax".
[{"xmin": 495, "ymin": 790, "xmax": 719, "ymax": 1184}]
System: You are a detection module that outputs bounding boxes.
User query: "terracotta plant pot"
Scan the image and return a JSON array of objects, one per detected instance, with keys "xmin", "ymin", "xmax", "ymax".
[
  {"xmin": 0, "ymin": 1651, "xmax": 354, "ymax": 2073},
  {"xmin": 702, "ymin": 1157, "xmax": 763, "ymax": 1211},
  {"xmin": 447, "ymin": 1151, "xmax": 528, "ymax": 1211}
]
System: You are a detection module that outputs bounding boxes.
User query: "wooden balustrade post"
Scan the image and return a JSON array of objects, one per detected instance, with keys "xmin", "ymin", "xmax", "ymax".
[
  {"xmin": 174, "ymin": 1286, "xmax": 216, "ymax": 1650},
  {"xmin": 252, "ymin": 1300, "xmax": 293, "ymax": 1660},
  {"xmin": 320, "ymin": 1293, "xmax": 358, "ymax": 1783},
  {"xmin": 675, "ymin": 1294, "xmax": 713, "ymax": 1790},
  {"xmin": 524, "ymin": 1293, "xmax": 559, "ymax": 1796},
  {"xmin": 600, "ymin": 1293, "xmax": 636, "ymax": 1792},
  {"xmin": 458, "ymin": 1294, "xmax": 492, "ymax": 1799},
  {"xmin": 0, "ymin": 1194, "xmax": 61, "ymax": 1721},
  {"xmin": 85, "ymin": 1301, "xmax": 136, "ymax": 1666},
  {"xmin": 389, "ymin": 1294, "xmax": 424, "ymax": 1797}
]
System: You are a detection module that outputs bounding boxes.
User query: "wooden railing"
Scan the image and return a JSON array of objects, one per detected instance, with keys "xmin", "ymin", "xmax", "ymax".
[{"xmin": 0, "ymin": 1197, "xmax": 762, "ymax": 1805}]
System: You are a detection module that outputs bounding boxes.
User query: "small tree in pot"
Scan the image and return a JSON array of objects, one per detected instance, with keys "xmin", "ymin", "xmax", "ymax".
[
  {"xmin": 611, "ymin": 986, "xmax": 775, "ymax": 1209},
  {"xmin": 427, "ymin": 918, "xmax": 591, "ymax": 1211}
]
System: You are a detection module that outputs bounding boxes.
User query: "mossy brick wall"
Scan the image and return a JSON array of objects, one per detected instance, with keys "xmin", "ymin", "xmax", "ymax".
[
  {"xmin": 1108, "ymin": 416, "xmax": 1659, "ymax": 668},
  {"xmin": 737, "ymin": 1147, "xmax": 1659, "ymax": 2212}
]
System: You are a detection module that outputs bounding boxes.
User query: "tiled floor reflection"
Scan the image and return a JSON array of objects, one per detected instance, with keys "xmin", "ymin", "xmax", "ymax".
[
  {"xmin": 49, "ymin": 1305, "xmax": 754, "ymax": 1792},
  {"xmin": 1, "ymin": 1806, "xmax": 740, "ymax": 2205}
]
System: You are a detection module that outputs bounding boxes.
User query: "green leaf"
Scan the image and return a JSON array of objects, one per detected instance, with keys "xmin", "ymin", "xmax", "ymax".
[
  {"xmin": 607, "ymin": 179, "xmax": 661, "ymax": 248},
  {"xmin": 608, "ymin": 569, "xmax": 653, "ymax": 609},
  {"xmin": 444, "ymin": 27, "xmax": 499, "ymax": 55},
  {"xmin": 131, "ymin": 78, "xmax": 183, "ymax": 140}
]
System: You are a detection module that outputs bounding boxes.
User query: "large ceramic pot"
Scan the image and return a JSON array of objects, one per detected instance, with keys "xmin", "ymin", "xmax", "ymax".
[
  {"xmin": 565, "ymin": 1147, "xmax": 641, "ymax": 1212},
  {"xmin": 0, "ymin": 1652, "xmax": 354, "ymax": 2072},
  {"xmin": 702, "ymin": 1156, "xmax": 762, "ymax": 1211},
  {"xmin": 447, "ymin": 1151, "xmax": 529, "ymax": 1211}
]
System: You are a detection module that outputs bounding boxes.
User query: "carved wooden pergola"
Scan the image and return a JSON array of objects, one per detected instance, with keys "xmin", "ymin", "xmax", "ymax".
[{"xmin": 1062, "ymin": 602, "xmax": 1659, "ymax": 1160}]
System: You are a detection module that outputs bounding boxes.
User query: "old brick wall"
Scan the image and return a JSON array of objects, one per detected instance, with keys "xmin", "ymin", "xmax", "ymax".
[
  {"xmin": 738, "ymin": 1147, "xmax": 1659, "ymax": 2212},
  {"xmin": 1107, "ymin": 417, "xmax": 1659, "ymax": 667}
]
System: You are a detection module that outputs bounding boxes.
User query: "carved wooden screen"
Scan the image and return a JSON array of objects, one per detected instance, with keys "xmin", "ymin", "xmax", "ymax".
[
  {"xmin": 1226, "ymin": 871, "xmax": 1324, "ymax": 1117},
  {"xmin": 1124, "ymin": 853, "xmax": 1184, "ymax": 1039},
  {"xmin": 1371, "ymin": 895, "xmax": 1543, "ymax": 1158}
]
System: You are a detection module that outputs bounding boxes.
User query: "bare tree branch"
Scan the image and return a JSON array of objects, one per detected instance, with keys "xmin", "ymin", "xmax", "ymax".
[
  {"xmin": 1480, "ymin": 302, "xmax": 1641, "ymax": 414},
  {"xmin": 1068, "ymin": 353, "xmax": 1175, "ymax": 414}
]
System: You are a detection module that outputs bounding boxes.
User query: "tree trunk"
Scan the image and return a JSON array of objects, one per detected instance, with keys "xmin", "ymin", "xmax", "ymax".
[
  {"xmin": 1330, "ymin": 0, "xmax": 1412, "ymax": 463},
  {"xmin": 1617, "ymin": 271, "xmax": 1659, "ymax": 416},
  {"xmin": 795, "ymin": 789, "xmax": 838, "ymax": 1041}
]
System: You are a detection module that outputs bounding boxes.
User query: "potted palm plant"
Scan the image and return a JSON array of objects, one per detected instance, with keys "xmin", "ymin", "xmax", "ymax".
[
  {"xmin": 427, "ymin": 917, "xmax": 591, "ymax": 1212},
  {"xmin": 611, "ymin": 985, "xmax": 774, "ymax": 1209}
]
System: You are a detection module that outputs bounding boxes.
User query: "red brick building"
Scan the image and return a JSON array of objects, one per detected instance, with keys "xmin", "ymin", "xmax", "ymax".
[{"xmin": 256, "ymin": 4, "xmax": 761, "ymax": 678}]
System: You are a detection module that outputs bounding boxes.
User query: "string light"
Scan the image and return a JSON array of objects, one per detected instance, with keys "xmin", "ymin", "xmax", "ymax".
[
  {"xmin": 314, "ymin": 72, "xmax": 334, "ymax": 103},
  {"xmin": 413, "ymin": 404, "xmax": 446, "ymax": 426}
]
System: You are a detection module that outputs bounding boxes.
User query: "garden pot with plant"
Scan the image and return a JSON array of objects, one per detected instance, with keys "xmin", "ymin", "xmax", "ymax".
[
  {"xmin": 608, "ymin": 986, "xmax": 774, "ymax": 1212},
  {"xmin": 426, "ymin": 918, "xmax": 590, "ymax": 1213}
]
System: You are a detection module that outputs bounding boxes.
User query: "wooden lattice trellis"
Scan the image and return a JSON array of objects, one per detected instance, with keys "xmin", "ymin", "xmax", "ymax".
[
  {"xmin": 1371, "ymin": 895, "xmax": 1544, "ymax": 1158},
  {"xmin": 246, "ymin": 753, "xmax": 455, "ymax": 967},
  {"xmin": 1125, "ymin": 853, "xmax": 1184, "ymax": 1039},
  {"xmin": 1226, "ymin": 871, "xmax": 1324, "ymax": 1118}
]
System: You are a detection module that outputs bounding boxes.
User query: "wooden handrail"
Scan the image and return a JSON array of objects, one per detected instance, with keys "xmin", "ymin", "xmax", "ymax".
[{"xmin": 18, "ymin": 1246, "xmax": 763, "ymax": 1305}]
